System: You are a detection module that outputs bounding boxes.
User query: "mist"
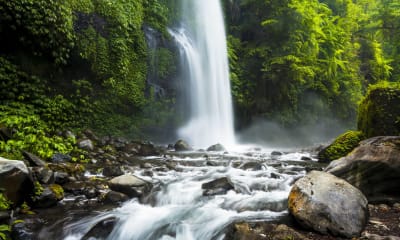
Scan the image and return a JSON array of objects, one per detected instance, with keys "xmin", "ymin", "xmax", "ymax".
[{"xmin": 236, "ymin": 118, "xmax": 352, "ymax": 148}]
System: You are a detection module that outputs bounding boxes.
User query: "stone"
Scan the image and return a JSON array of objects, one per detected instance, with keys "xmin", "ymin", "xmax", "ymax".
[
  {"xmin": 11, "ymin": 221, "xmax": 34, "ymax": 240},
  {"xmin": 82, "ymin": 129, "xmax": 98, "ymax": 142},
  {"xmin": 224, "ymin": 222, "xmax": 310, "ymax": 240},
  {"xmin": 104, "ymin": 191, "xmax": 129, "ymax": 204},
  {"xmin": 51, "ymin": 153, "xmax": 72, "ymax": 163},
  {"xmin": 78, "ymin": 139, "xmax": 94, "ymax": 151},
  {"xmin": 317, "ymin": 130, "xmax": 364, "ymax": 162},
  {"xmin": 31, "ymin": 184, "xmax": 64, "ymax": 208},
  {"xmin": 358, "ymin": 82, "xmax": 400, "ymax": 138},
  {"xmin": 22, "ymin": 151, "xmax": 46, "ymax": 167},
  {"xmin": 102, "ymin": 166, "xmax": 124, "ymax": 177},
  {"xmin": 206, "ymin": 143, "xmax": 226, "ymax": 152},
  {"xmin": 31, "ymin": 167, "xmax": 54, "ymax": 184},
  {"xmin": 325, "ymin": 136, "xmax": 400, "ymax": 203},
  {"xmin": 288, "ymin": 171, "xmax": 368, "ymax": 238},
  {"xmin": 138, "ymin": 142, "xmax": 159, "ymax": 156},
  {"xmin": 202, "ymin": 177, "xmax": 234, "ymax": 196},
  {"xmin": 108, "ymin": 175, "xmax": 152, "ymax": 198},
  {"xmin": 54, "ymin": 172, "xmax": 70, "ymax": 184},
  {"xmin": 174, "ymin": 139, "xmax": 192, "ymax": 151},
  {"xmin": 0, "ymin": 157, "xmax": 33, "ymax": 204},
  {"xmin": 82, "ymin": 217, "xmax": 116, "ymax": 240},
  {"xmin": 271, "ymin": 151, "xmax": 283, "ymax": 156}
]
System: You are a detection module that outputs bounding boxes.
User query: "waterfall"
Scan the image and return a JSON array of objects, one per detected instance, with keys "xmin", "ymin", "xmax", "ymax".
[{"xmin": 170, "ymin": 0, "xmax": 235, "ymax": 148}]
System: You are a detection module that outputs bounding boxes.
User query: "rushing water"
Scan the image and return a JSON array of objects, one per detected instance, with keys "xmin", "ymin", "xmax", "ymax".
[
  {"xmin": 58, "ymin": 148, "xmax": 314, "ymax": 240},
  {"xmin": 170, "ymin": 0, "xmax": 235, "ymax": 148}
]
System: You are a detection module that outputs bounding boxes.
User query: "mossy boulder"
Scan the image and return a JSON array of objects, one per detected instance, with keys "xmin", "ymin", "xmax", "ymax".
[
  {"xmin": 318, "ymin": 131, "xmax": 365, "ymax": 162},
  {"xmin": 358, "ymin": 81, "xmax": 400, "ymax": 138}
]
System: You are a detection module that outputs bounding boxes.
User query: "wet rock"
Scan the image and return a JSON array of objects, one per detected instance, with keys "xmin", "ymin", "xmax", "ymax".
[
  {"xmin": 51, "ymin": 153, "xmax": 72, "ymax": 163},
  {"xmin": 104, "ymin": 191, "xmax": 129, "ymax": 204},
  {"xmin": 202, "ymin": 177, "xmax": 234, "ymax": 196},
  {"xmin": 82, "ymin": 217, "xmax": 116, "ymax": 240},
  {"xmin": 207, "ymin": 143, "xmax": 226, "ymax": 152},
  {"xmin": 108, "ymin": 175, "xmax": 153, "ymax": 198},
  {"xmin": 32, "ymin": 184, "xmax": 64, "ymax": 208},
  {"xmin": 63, "ymin": 181, "xmax": 87, "ymax": 195},
  {"xmin": 11, "ymin": 221, "xmax": 35, "ymax": 240},
  {"xmin": 138, "ymin": 141, "xmax": 159, "ymax": 156},
  {"xmin": 325, "ymin": 136, "xmax": 400, "ymax": 203},
  {"xmin": 174, "ymin": 139, "xmax": 192, "ymax": 151},
  {"xmin": 63, "ymin": 130, "xmax": 76, "ymax": 139},
  {"xmin": 54, "ymin": 171, "xmax": 70, "ymax": 184},
  {"xmin": 301, "ymin": 156, "xmax": 312, "ymax": 161},
  {"xmin": 271, "ymin": 151, "xmax": 283, "ymax": 156},
  {"xmin": 240, "ymin": 162, "xmax": 264, "ymax": 171},
  {"xmin": 22, "ymin": 151, "xmax": 46, "ymax": 167},
  {"xmin": 0, "ymin": 157, "xmax": 33, "ymax": 204},
  {"xmin": 224, "ymin": 222, "xmax": 309, "ymax": 240},
  {"xmin": 102, "ymin": 166, "xmax": 124, "ymax": 177},
  {"xmin": 123, "ymin": 143, "xmax": 140, "ymax": 155},
  {"xmin": 31, "ymin": 167, "xmax": 54, "ymax": 184},
  {"xmin": 288, "ymin": 171, "xmax": 368, "ymax": 238},
  {"xmin": 78, "ymin": 139, "xmax": 94, "ymax": 151}
]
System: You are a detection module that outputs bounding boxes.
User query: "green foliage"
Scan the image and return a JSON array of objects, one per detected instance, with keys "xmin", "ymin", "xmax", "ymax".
[
  {"xmin": 33, "ymin": 181, "xmax": 44, "ymax": 197},
  {"xmin": 318, "ymin": 130, "xmax": 365, "ymax": 162},
  {"xmin": 0, "ymin": 104, "xmax": 76, "ymax": 159},
  {"xmin": 0, "ymin": 224, "xmax": 10, "ymax": 240},
  {"xmin": 357, "ymin": 81, "xmax": 400, "ymax": 137},
  {"xmin": 0, "ymin": 193, "xmax": 10, "ymax": 211},
  {"xmin": 0, "ymin": 0, "xmax": 74, "ymax": 65},
  {"xmin": 0, "ymin": 57, "xmax": 46, "ymax": 103}
]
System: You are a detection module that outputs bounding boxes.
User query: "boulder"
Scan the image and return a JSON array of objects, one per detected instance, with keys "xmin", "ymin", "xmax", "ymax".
[
  {"xmin": 317, "ymin": 130, "xmax": 364, "ymax": 162},
  {"xmin": 207, "ymin": 143, "xmax": 226, "ymax": 152},
  {"xmin": 174, "ymin": 139, "xmax": 192, "ymax": 151},
  {"xmin": 22, "ymin": 151, "xmax": 46, "ymax": 167},
  {"xmin": 325, "ymin": 136, "xmax": 400, "ymax": 203},
  {"xmin": 288, "ymin": 171, "xmax": 368, "ymax": 238},
  {"xmin": 102, "ymin": 166, "xmax": 124, "ymax": 177},
  {"xmin": 78, "ymin": 139, "xmax": 94, "ymax": 151},
  {"xmin": 138, "ymin": 142, "xmax": 159, "ymax": 156},
  {"xmin": 0, "ymin": 157, "xmax": 33, "ymax": 204},
  {"xmin": 31, "ymin": 167, "xmax": 54, "ymax": 184},
  {"xmin": 357, "ymin": 82, "xmax": 400, "ymax": 138},
  {"xmin": 82, "ymin": 217, "xmax": 116, "ymax": 240},
  {"xmin": 202, "ymin": 177, "xmax": 234, "ymax": 196},
  {"xmin": 104, "ymin": 191, "xmax": 129, "ymax": 204},
  {"xmin": 31, "ymin": 184, "xmax": 64, "ymax": 208},
  {"xmin": 108, "ymin": 175, "xmax": 152, "ymax": 199}
]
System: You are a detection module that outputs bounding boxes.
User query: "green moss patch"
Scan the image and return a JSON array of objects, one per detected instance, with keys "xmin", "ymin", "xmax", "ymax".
[{"xmin": 318, "ymin": 130, "xmax": 365, "ymax": 162}]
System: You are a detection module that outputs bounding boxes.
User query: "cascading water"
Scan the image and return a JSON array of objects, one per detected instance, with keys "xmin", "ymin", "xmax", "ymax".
[{"xmin": 170, "ymin": 0, "xmax": 235, "ymax": 148}]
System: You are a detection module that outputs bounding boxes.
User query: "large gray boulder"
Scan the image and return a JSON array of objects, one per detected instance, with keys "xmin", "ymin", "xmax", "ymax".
[
  {"xmin": 0, "ymin": 157, "xmax": 33, "ymax": 204},
  {"xmin": 288, "ymin": 171, "xmax": 368, "ymax": 238},
  {"xmin": 325, "ymin": 136, "xmax": 400, "ymax": 203},
  {"xmin": 108, "ymin": 175, "xmax": 152, "ymax": 199}
]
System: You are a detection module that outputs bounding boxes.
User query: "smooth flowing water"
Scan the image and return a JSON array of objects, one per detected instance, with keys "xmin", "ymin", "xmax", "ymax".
[
  {"xmin": 58, "ymin": 149, "xmax": 314, "ymax": 240},
  {"xmin": 170, "ymin": 0, "xmax": 235, "ymax": 148}
]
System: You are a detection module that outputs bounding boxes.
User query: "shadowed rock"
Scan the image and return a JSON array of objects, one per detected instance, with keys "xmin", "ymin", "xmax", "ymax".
[{"xmin": 325, "ymin": 136, "xmax": 400, "ymax": 203}]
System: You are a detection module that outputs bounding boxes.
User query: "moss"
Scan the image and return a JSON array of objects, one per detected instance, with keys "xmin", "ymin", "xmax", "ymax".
[
  {"xmin": 318, "ymin": 130, "xmax": 365, "ymax": 162},
  {"xmin": 358, "ymin": 81, "xmax": 400, "ymax": 138},
  {"xmin": 49, "ymin": 184, "xmax": 64, "ymax": 200}
]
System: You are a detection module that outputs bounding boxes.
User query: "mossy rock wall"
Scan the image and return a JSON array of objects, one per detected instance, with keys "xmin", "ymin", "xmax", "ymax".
[{"xmin": 358, "ymin": 82, "xmax": 400, "ymax": 138}]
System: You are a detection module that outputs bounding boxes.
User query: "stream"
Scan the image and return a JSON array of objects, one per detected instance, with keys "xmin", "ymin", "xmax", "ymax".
[{"xmin": 30, "ymin": 146, "xmax": 323, "ymax": 240}]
